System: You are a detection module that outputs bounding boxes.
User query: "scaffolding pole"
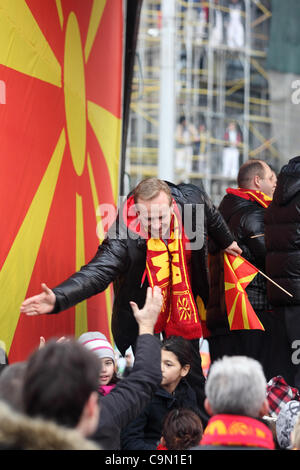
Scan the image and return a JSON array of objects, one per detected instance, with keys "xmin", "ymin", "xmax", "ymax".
[
  {"xmin": 158, "ymin": 0, "xmax": 176, "ymax": 182},
  {"xmin": 243, "ymin": 0, "xmax": 251, "ymax": 164}
]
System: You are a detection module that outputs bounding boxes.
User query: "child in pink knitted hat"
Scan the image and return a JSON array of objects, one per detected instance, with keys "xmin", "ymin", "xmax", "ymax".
[{"xmin": 78, "ymin": 332, "xmax": 119, "ymax": 396}]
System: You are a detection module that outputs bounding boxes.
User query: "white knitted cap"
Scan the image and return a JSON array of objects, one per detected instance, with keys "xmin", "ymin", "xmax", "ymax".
[{"xmin": 78, "ymin": 332, "xmax": 115, "ymax": 362}]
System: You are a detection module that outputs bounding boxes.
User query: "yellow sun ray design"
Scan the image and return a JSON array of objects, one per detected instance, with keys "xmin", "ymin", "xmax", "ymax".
[
  {"xmin": 0, "ymin": 1, "xmax": 121, "ymax": 353},
  {"xmin": 55, "ymin": 0, "xmax": 64, "ymax": 29},
  {"xmin": 84, "ymin": 0, "xmax": 107, "ymax": 62},
  {"xmin": 64, "ymin": 11, "xmax": 87, "ymax": 177},
  {"xmin": 75, "ymin": 193, "xmax": 88, "ymax": 337},
  {"xmin": 64, "ymin": 4, "xmax": 119, "ymax": 339},
  {"xmin": 227, "ymin": 291, "xmax": 240, "ymax": 329},
  {"xmin": 241, "ymin": 294, "xmax": 250, "ymax": 330},
  {"xmin": 0, "ymin": 129, "xmax": 66, "ymax": 352},
  {"xmin": 87, "ymin": 100, "xmax": 121, "ymax": 203},
  {"xmin": 87, "ymin": 154, "xmax": 113, "ymax": 344},
  {"xmin": 224, "ymin": 281, "xmax": 238, "ymax": 291},
  {"xmin": 0, "ymin": 0, "xmax": 61, "ymax": 86},
  {"xmin": 231, "ymin": 255, "xmax": 244, "ymax": 271}
]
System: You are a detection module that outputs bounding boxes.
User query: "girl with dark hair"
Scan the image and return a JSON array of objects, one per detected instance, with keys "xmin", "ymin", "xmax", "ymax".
[
  {"xmin": 157, "ymin": 408, "xmax": 203, "ymax": 450},
  {"xmin": 120, "ymin": 336, "xmax": 201, "ymax": 450}
]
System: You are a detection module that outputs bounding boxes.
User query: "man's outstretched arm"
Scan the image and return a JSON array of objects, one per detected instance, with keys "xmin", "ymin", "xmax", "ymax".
[{"xmin": 20, "ymin": 236, "xmax": 128, "ymax": 316}]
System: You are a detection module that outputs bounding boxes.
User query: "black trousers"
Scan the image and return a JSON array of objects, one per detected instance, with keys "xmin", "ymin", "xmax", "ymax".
[
  {"xmin": 208, "ymin": 309, "xmax": 296, "ymax": 387},
  {"xmin": 187, "ymin": 338, "xmax": 209, "ymax": 426}
]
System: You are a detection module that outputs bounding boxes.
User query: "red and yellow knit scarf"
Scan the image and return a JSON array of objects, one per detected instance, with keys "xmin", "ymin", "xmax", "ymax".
[
  {"xmin": 145, "ymin": 206, "xmax": 202, "ymax": 339},
  {"xmin": 226, "ymin": 187, "xmax": 272, "ymax": 208},
  {"xmin": 124, "ymin": 195, "xmax": 202, "ymax": 340},
  {"xmin": 201, "ymin": 414, "xmax": 275, "ymax": 449}
]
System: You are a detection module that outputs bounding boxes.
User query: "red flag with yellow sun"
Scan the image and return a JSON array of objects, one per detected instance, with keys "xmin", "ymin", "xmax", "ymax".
[
  {"xmin": 224, "ymin": 254, "xmax": 264, "ymax": 331},
  {"xmin": 0, "ymin": 0, "xmax": 123, "ymax": 361}
]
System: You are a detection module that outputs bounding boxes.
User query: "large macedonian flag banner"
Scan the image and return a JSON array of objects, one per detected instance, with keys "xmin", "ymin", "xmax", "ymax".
[{"xmin": 0, "ymin": 0, "xmax": 123, "ymax": 362}]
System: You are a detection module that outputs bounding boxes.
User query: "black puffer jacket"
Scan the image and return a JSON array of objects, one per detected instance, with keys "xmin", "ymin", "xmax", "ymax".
[
  {"xmin": 206, "ymin": 191, "xmax": 269, "ymax": 334},
  {"xmin": 91, "ymin": 334, "xmax": 162, "ymax": 450},
  {"xmin": 51, "ymin": 182, "xmax": 234, "ymax": 354},
  {"xmin": 120, "ymin": 379, "xmax": 199, "ymax": 450},
  {"xmin": 265, "ymin": 156, "xmax": 300, "ymax": 306}
]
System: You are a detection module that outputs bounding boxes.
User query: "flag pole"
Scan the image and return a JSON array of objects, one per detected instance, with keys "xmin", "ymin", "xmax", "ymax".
[{"xmin": 258, "ymin": 270, "xmax": 293, "ymax": 298}]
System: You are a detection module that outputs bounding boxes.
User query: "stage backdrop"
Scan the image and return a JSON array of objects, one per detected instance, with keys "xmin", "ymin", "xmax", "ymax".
[{"xmin": 0, "ymin": 0, "xmax": 123, "ymax": 362}]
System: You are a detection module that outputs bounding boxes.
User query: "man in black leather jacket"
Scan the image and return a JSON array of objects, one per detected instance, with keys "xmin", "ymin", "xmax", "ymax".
[
  {"xmin": 21, "ymin": 178, "xmax": 239, "ymax": 354},
  {"xmin": 21, "ymin": 178, "xmax": 241, "ymax": 423},
  {"xmin": 206, "ymin": 160, "xmax": 280, "ymax": 381}
]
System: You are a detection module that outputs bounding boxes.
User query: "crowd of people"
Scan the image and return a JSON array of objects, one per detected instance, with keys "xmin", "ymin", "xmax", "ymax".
[{"xmin": 1, "ymin": 156, "xmax": 300, "ymax": 451}]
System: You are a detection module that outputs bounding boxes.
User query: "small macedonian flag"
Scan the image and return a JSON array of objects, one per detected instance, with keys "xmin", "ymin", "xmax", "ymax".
[{"xmin": 224, "ymin": 254, "xmax": 264, "ymax": 331}]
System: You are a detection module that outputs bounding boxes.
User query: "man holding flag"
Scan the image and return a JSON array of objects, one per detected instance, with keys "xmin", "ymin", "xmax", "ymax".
[{"xmin": 205, "ymin": 159, "xmax": 292, "ymax": 382}]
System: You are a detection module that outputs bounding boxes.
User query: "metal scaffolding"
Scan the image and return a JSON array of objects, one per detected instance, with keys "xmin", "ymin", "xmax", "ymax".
[{"xmin": 125, "ymin": 0, "xmax": 276, "ymax": 204}]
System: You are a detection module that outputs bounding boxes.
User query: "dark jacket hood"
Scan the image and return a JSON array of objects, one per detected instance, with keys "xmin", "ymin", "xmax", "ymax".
[{"xmin": 273, "ymin": 156, "xmax": 300, "ymax": 206}]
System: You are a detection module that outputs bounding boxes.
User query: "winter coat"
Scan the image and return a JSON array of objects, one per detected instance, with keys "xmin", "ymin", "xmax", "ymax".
[
  {"xmin": 0, "ymin": 401, "xmax": 100, "ymax": 450},
  {"xmin": 206, "ymin": 191, "xmax": 269, "ymax": 334},
  {"xmin": 90, "ymin": 334, "xmax": 162, "ymax": 450},
  {"xmin": 120, "ymin": 379, "xmax": 199, "ymax": 450},
  {"xmin": 51, "ymin": 182, "xmax": 234, "ymax": 355},
  {"xmin": 265, "ymin": 156, "xmax": 300, "ymax": 306}
]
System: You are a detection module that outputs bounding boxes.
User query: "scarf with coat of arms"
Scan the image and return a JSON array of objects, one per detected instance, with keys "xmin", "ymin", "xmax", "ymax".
[{"xmin": 145, "ymin": 202, "xmax": 202, "ymax": 339}]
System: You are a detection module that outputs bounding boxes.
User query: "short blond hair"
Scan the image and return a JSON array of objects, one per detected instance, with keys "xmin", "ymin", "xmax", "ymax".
[{"xmin": 133, "ymin": 178, "xmax": 172, "ymax": 205}]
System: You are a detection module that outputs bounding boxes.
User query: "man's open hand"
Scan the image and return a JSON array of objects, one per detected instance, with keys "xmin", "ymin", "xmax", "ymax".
[{"xmin": 20, "ymin": 283, "xmax": 56, "ymax": 316}]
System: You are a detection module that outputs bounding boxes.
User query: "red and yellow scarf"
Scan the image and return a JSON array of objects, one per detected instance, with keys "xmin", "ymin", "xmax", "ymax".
[
  {"xmin": 146, "ymin": 207, "xmax": 202, "ymax": 339},
  {"xmin": 124, "ymin": 196, "xmax": 202, "ymax": 340},
  {"xmin": 201, "ymin": 414, "xmax": 275, "ymax": 449},
  {"xmin": 226, "ymin": 187, "xmax": 272, "ymax": 208}
]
